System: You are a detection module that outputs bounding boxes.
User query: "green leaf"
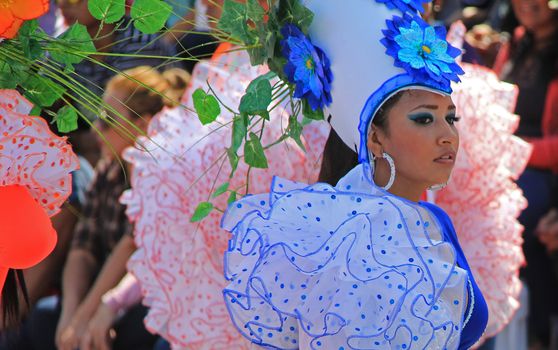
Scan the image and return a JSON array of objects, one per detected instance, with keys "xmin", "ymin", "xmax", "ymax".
[
  {"xmin": 227, "ymin": 147, "xmax": 240, "ymax": 175},
  {"xmin": 88, "ymin": 0, "xmax": 126, "ymax": 23},
  {"xmin": 212, "ymin": 182, "xmax": 230, "ymax": 198},
  {"xmin": 190, "ymin": 201, "xmax": 214, "ymax": 222},
  {"xmin": 231, "ymin": 114, "xmax": 247, "ymax": 153},
  {"xmin": 302, "ymin": 99, "xmax": 324, "ymax": 120},
  {"xmin": 290, "ymin": 1, "xmax": 314, "ymax": 31},
  {"xmin": 246, "ymin": 0, "xmax": 265, "ymax": 24},
  {"xmin": 21, "ymin": 75, "xmax": 65, "ymax": 107},
  {"xmin": 18, "ymin": 20, "xmax": 38, "ymax": 38},
  {"xmin": 47, "ymin": 23, "xmax": 95, "ymax": 68},
  {"xmin": 239, "ymin": 76, "xmax": 272, "ymax": 119},
  {"xmin": 227, "ymin": 191, "xmax": 238, "ymax": 205},
  {"xmin": 218, "ymin": 0, "xmax": 252, "ymax": 43},
  {"xmin": 29, "ymin": 106, "xmax": 42, "ymax": 117},
  {"xmin": 17, "ymin": 21, "xmax": 43, "ymax": 60},
  {"xmin": 244, "ymin": 132, "xmax": 268, "ymax": 168},
  {"xmin": 287, "ymin": 115, "xmax": 306, "ymax": 152},
  {"xmin": 22, "ymin": 39, "xmax": 43, "ymax": 60},
  {"xmin": 192, "ymin": 88, "xmax": 220, "ymax": 125},
  {"xmin": 131, "ymin": 0, "xmax": 172, "ymax": 34},
  {"xmin": 55, "ymin": 106, "xmax": 79, "ymax": 133},
  {"xmin": 0, "ymin": 63, "xmax": 21, "ymax": 89}
]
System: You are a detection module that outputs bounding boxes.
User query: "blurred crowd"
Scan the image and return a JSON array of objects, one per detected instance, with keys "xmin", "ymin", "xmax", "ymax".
[{"xmin": 1, "ymin": 0, "xmax": 557, "ymax": 350}]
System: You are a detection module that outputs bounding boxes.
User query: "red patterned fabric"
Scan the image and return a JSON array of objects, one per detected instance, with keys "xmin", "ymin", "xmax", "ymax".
[
  {"xmin": 436, "ymin": 63, "xmax": 532, "ymax": 341},
  {"xmin": 121, "ymin": 51, "xmax": 329, "ymax": 349},
  {"xmin": 0, "ymin": 89, "xmax": 78, "ymax": 293},
  {"xmin": 0, "ymin": 89, "xmax": 78, "ymax": 216}
]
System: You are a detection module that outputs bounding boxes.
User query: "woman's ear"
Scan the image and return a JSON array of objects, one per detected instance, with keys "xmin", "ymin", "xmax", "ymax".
[{"xmin": 367, "ymin": 125, "xmax": 384, "ymax": 158}]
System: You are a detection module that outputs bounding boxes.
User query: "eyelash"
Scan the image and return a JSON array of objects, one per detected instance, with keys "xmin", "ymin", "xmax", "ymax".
[
  {"xmin": 409, "ymin": 114, "xmax": 460, "ymax": 125},
  {"xmin": 446, "ymin": 115, "xmax": 460, "ymax": 125}
]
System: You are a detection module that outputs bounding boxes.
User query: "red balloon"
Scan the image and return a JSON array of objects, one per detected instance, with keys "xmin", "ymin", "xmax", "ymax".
[{"xmin": 0, "ymin": 185, "xmax": 57, "ymax": 292}]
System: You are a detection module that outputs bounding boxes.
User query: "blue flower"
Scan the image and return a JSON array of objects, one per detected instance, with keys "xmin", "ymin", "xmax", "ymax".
[
  {"xmin": 280, "ymin": 24, "xmax": 333, "ymax": 111},
  {"xmin": 381, "ymin": 14, "xmax": 464, "ymax": 88},
  {"xmin": 375, "ymin": 0, "xmax": 430, "ymax": 14}
]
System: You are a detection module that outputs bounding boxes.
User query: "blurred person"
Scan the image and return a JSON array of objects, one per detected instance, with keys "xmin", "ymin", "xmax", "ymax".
[
  {"xmin": 53, "ymin": 66, "xmax": 189, "ymax": 350},
  {"xmin": 55, "ymin": 0, "xmax": 177, "ymax": 117},
  {"xmin": 1, "ymin": 66, "xmax": 189, "ymax": 350},
  {"xmin": 163, "ymin": 0, "xmax": 223, "ymax": 72},
  {"xmin": 492, "ymin": 0, "xmax": 558, "ymax": 347}
]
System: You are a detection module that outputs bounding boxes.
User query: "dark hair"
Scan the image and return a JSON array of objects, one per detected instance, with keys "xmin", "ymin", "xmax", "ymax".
[
  {"xmin": 2, "ymin": 269, "xmax": 29, "ymax": 329},
  {"xmin": 318, "ymin": 91, "xmax": 405, "ymax": 185},
  {"xmin": 509, "ymin": 12, "xmax": 558, "ymax": 78}
]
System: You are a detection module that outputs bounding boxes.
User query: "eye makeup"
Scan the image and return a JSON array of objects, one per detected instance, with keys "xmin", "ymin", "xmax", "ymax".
[{"xmin": 408, "ymin": 113, "xmax": 434, "ymax": 125}]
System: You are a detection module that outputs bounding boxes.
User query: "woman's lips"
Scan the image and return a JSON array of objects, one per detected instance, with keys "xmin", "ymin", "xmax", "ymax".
[{"xmin": 434, "ymin": 152, "xmax": 456, "ymax": 164}]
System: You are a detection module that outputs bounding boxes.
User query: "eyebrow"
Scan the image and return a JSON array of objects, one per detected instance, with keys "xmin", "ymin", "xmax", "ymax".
[
  {"xmin": 410, "ymin": 104, "xmax": 438, "ymax": 112},
  {"xmin": 410, "ymin": 104, "xmax": 456, "ymax": 112}
]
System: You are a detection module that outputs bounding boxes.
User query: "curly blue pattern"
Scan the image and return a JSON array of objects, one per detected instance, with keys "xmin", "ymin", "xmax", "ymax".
[
  {"xmin": 381, "ymin": 14, "xmax": 464, "ymax": 90},
  {"xmin": 222, "ymin": 164, "xmax": 469, "ymax": 349},
  {"xmin": 375, "ymin": 0, "xmax": 431, "ymax": 14},
  {"xmin": 280, "ymin": 24, "xmax": 333, "ymax": 111}
]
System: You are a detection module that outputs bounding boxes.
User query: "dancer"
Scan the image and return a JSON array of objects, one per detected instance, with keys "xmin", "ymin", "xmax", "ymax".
[
  {"xmin": 0, "ymin": 89, "xmax": 79, "ymax": 326},
  {"xmin": 218, "ymin": 0, "xmax": 488, "ymax": 348},
  {"xmin": 120, "ymin": 49, "xmax": 328, "ymax": 349}
]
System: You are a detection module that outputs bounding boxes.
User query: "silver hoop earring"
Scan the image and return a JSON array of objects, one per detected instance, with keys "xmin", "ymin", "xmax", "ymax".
[
  {"xmin": 428, "ymin": 183, "xmax": 447, "ymax": 191},
  {"xmin": 381, "ymin": 152, "xmax": 396, "ymax": 191}
]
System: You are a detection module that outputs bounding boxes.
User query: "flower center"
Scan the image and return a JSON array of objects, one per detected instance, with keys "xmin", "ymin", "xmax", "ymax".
[
  {"xmin": 305, "ymin": 57, "xmax": 314, "ymax": 70},
  {"xmin": 0, "ymin": 0, "xmax": 14, "ymax": 8},
  {"xmin": 422, "ymin": 45, "xmax": 432, "ymax": 55}
]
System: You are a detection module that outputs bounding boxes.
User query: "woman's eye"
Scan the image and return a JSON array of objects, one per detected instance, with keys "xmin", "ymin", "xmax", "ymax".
[
  {"xmin": 409, "ymin": 114, "xmax": 434, "ymax": 125},
  {"xmin": 446, "ymin": 115, "xmax": 461, "ymax": 125}
]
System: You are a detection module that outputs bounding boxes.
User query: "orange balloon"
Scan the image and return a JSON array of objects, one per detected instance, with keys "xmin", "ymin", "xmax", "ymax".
[{"xmin": 0, "ymin": 185, "xmax": 57, "ymax": 292}]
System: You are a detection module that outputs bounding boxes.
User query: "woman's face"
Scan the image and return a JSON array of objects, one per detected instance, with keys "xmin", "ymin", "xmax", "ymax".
[
  {"xmin": 56, "ymin": 0, "xmax": 97, "ymax": 28},
  {"xmin": 369, "ymin": 90, "xmax": 459, "ymax": 196},
  {"xmin": 95, "ymin": 90, "xmax": 147, "ymax": 159},
  {"xmin": 511, "ymin": 0, "xmax": 555, "ymax": 32}
]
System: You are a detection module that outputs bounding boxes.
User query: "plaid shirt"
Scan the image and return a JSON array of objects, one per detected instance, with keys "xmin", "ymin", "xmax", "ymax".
[{"xmin": 72, "ymin": 158, "xmax": 132, "ymax": 265}]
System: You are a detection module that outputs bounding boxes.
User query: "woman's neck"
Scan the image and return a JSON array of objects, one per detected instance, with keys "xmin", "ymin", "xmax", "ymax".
[{"xmin": 373, "ymin": 162, "xmax": 425, "ymax": 202}]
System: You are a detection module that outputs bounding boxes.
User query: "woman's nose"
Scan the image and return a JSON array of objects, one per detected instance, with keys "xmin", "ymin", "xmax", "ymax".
[{"xmin": 437, "ymin": 119, "xmax": 459, "ymax": 146}]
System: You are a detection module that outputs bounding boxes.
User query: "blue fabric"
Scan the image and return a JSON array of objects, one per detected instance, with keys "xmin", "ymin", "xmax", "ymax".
[
  {"xmin": 421, "ymin": 202, "xmax": 489, "ymax": 350},
  {"xmin": 222, "ymin": 164, "xmax": 485, "ymax": 349},
  {"xmin": 69, "ymin": 156, "xmax": 94, "ymax": 206}
]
